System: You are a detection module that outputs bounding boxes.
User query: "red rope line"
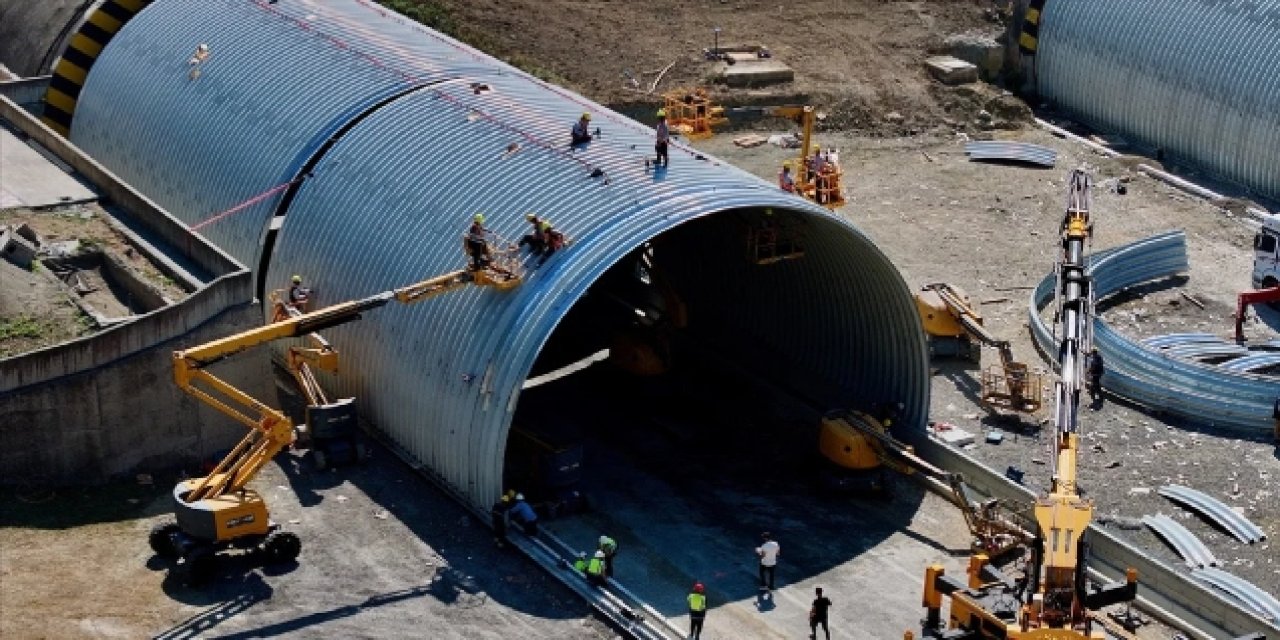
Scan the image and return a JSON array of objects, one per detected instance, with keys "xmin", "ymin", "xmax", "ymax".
[{"xmin": 190, "ymin": 179, "xmax": 297, "ymax": 231}]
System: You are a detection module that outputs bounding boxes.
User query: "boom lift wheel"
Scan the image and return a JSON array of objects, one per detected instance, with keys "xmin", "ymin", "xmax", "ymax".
[
  {"xmin": 149, "ymin": 521, "xmax": 181, "ymax": 558},
  {"xmin": 262, "ymin": 530, "xmax": 302, "ymax": 564}
]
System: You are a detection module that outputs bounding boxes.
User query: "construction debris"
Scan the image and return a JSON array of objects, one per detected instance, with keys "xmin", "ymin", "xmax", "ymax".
[{"xmin": 925, "ymin": 55, "xmax": 978, "ymax": 85}]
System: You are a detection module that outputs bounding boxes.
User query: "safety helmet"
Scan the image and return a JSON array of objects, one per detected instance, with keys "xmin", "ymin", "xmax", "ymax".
[
  {"xmin": 500, "ymin": 494, "xmax": 510, "ymax": 503},
  {"xmin": 474, "ymin": 213, "xmax": 485, "ymax": 223},
  {"xmin": 581, "ymin": 112, "xmax": 591, "ymax": 121},
  {"xmin": 599, "ymin": 535, "xmax": 608, "ymax": 544},
  {"xmin": 515, "ymin": 493, "xmax": 524, "ymax": 500},
  {"xmin": 291, "ymin": 275, "xmax": 302, "ymax": 283},
  {"xmin": 594, "ymin": 550, "xmax": 606, "ymax": 558},
  {"xmin": 525, "ymin": 213, "xmax": 537, "ymax": 221},
  {"xmin": 693, "ymin": 582, "xmax": 705, "ymax": 593},
  {"xmin": 656, "ymin": 109, "xmax": 666, "ymax": 118}
]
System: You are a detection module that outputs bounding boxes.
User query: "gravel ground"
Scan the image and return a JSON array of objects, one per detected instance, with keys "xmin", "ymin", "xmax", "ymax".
[{"xmin": 694, "ymin": 125, "xmax": 1280, "ymax": 598}]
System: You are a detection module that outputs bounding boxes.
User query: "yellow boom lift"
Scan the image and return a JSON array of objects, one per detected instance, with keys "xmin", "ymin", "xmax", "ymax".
[
  {"xmin": 730, "ymin": 104, "xmax": 846, "ymax": 209},
  {"xmin": 916, "ymin": 283, "xmax": 1044, "ymax": 414},
  {"xmin": 915, "ymin": 170, "xmax": 1137, "ymax": 639},
  {"xmin": 149, "ymin": 264, "xmax": 521, "ymax": 584}
]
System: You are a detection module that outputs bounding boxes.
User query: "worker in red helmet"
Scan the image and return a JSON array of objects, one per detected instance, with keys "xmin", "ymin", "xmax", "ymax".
[{"xmin": 687, "ymin": 581, "xmax": 707, "ymax": 639}]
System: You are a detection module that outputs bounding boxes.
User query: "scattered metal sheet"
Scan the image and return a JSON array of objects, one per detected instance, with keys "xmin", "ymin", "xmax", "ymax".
[
  {"xmin": 1160, "ymin": 485, "xmax": 1266, "ymax": 544},
  {"xmin": 1193, "ymin": 568, "xmax": 1280, "ymax": 621},
  {"xmin": 965, "ymin": 141, "xmax": 1058, "ymax": 168},
  {"xmin": 1219, "ymin": 354, "xmax": 1280, "ymax": 373},
  {"xmin": 1162, "ymin": 343, "xmax": 1251, "ymax": 360},
  {"xmin": 1142, "ymin": 514, "xmax": 1219, "ymax": 568},
  {"xmin": 1030, "ymin": 231, "xmax": 1280, "ymax": 433},
  {"xmin": 1140, "ymin": 333, "xmax": 1225, "ymax": 349}
]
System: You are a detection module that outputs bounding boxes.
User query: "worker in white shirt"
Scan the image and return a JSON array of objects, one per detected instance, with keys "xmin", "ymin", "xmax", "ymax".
[{"xmin": 756, "ymin": 531, "xmax": 780, "ymax": 591}]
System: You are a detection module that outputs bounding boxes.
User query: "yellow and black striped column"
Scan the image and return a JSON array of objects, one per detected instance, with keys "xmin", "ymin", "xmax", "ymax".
[
  {"xmin": 42, "ymin": 0, "xmax": 153, "ymax": 137},
  {"xmin": 1019, "ymin": 0, "xmax": 1047, "ymax": 55}
]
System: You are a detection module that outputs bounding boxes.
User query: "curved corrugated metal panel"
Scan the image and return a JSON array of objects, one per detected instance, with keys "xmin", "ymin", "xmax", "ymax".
[
  {"xmin": 67, "ymin": 0, "xmax": 928, "ymax": 509},
  {"xmin": 1036, "ymin": 0, "xmax": 1280, "ymax": 200}
]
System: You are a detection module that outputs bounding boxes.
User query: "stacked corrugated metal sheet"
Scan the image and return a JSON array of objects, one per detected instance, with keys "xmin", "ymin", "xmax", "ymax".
[
  {"xmin": 65, "ymin": 0, "xmax": 929, "ymax": 509},
  {"xmin": 1029, "ymin": 231, "xmax": 1280, "ymax": 433},
  {"xmin": 1036, "ymin": 0, "xmax": 1280, "ymax": 201}
]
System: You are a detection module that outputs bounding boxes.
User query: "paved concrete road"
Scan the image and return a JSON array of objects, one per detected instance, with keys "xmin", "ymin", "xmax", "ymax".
[{"xmin": 0, "ymin": 126, "xmax": 94, "ymax": 209}]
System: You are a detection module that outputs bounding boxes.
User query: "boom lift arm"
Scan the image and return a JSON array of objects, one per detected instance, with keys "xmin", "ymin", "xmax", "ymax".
[{"xmin": 174, "ymin": 270, "xmax": 478, "ymax": 503}]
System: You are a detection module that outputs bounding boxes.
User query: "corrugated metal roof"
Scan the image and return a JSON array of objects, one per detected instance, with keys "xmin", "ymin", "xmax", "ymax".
[
  {"xmin": 1036, "ymin": 0, "xmax": 1280, "ymax": 201},
  {"xmin": 67, "ymin": 0, "xmax": 928, "ymax": 509}
]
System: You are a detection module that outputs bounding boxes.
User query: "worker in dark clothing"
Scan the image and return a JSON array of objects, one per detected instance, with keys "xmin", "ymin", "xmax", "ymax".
[
  {"xmin": 1086, "ymin": 347, "xmax": 1105, "ymax": 402},
  {"xmin": 584, "ymin": 550, "xmax": 608, "ymax": 587},
  {"xmin": 519, "ymin": 213, "xmax": 545, "ymax": 254},
  {"xmin": 688, "ymin": 582, "xmax": 708, "ymax": 639},
  {"xmin": 571, "ymin": 112, "xmax": 594, "ymax": 145},
  {"xmin": 646, "ymin": 109, "xmax": 670, "ymax": 170},
  {"xmin": 489, "ymin": 493, "xmax": 512, "ymax": 548},
  {"xmin": 1272, "ymin": 398, "xmax": 1280, "ymax": 443},
  {"xmin": 598, "ymin": 535, "xmax": 618, "ymax": 578},
  {"xmin": 287, "ymin": 275, "xmax": 311, "ymax": 308},
  {"xmin": 539, "ymin": 221, "xmax": 565, "ymax": 266},
  {"xmin": 508, "ymin": 492, "xmax": 538, "ymax": 536},
  {"xmin": 809, "ymin": 587, "xmax": 832, "ymax": 640},
  {"xmin": 466, "ymin": 213, "xmax": 492, "ymax": 270}
]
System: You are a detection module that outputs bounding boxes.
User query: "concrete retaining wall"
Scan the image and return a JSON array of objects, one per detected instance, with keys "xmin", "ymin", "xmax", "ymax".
[
  {"xmin": 908, "ymin": 434, "xmax": 1280, "ymax": 639},
  {"xmin": 0, "ymin": 0, "xmax": 96, "ymax": 78},
  {"xmin": 0, "ymin": 302, "xmax": 268, "ymax": 484}
]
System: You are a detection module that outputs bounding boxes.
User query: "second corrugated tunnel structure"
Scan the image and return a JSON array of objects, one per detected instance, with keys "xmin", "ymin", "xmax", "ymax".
[{"xmin": 46, "ymin": 0, "xmax": 928, "ymax": 510}]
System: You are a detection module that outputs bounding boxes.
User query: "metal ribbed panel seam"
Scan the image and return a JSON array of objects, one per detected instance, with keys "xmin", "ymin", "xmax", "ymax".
[{"xmin": 1037, "ymin": 0, "xmax": 1280, "ymax": 200}]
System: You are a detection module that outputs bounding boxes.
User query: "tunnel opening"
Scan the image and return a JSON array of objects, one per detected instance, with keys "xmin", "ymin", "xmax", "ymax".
[{"xmin": 502, "ymin": 207, "xmax": 936, "ymax": 625}]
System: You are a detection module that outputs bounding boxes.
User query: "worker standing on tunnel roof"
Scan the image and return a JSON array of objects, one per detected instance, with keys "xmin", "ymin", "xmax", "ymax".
[
  {"xmin": 688, "ymin": 581, "xmax": 708, "ymax": 640},
  {"xmin": 571, "ymin": 112, "xmax": 594, "ymax": 145},
  {"xmin": 538, "ymin": 220, "xmax": 565, "ymax": 267},
  {"xmin": 646, "ymin": 109, "xmax": 670, "ymax": 170}
]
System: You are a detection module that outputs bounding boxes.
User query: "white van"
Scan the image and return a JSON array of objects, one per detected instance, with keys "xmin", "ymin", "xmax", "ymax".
[{"xmin": 1252, "ymin": 214, "xmax": 1280, "ymax": 289}]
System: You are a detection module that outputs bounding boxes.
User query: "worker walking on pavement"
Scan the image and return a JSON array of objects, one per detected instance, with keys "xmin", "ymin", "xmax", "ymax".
[
  {"xmin": 572, "ymin": 112, "xmax": 594, "ymax": 145},
  {"xmin": 808, "ymin": 587, "xmax": 832, "ymax": 640},
  {"xmin": 1086, "ymin": 347, "xmax": 1105, "ymax": 403},
  {"xmin": 756, "ymin": 531, "xmax": 780, "ymax": 591},
  {"xmin": 585, "ymin": 550, "xmax": 608, "ymax": 587},
  {"xmin": 687, "ymin": 581, "xmax": 708, "ymax": 640},
  {"xmin": 597, "ymin": 535, "xmax": 618, "ymax": 577},
  {"xmin": 489, "ymin": 493, "xmax": 512, "ymax": 548}
]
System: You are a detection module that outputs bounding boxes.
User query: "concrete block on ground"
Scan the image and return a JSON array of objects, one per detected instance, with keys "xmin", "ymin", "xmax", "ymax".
[
  {"xmin": 719, "ymin": 59, "xmax": 794, "ymax": 87},
  {"xmin": 933, "ymin": 425, "xmax": 976, "ymax": 446},
  {"xmin": 1, "ymin": 227, "xmax": 37, "ymax": 269},
  {"xmin": 943, "ymin": 32, "xmax": 1004, "ymax": 80},
  {"xmin": 926, "ymin": 56, "xmax": 979, "ymax": 86}
]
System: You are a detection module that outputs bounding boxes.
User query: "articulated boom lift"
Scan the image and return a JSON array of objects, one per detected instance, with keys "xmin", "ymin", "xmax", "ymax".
[
  {"xmin": 916, "ymin": 170, "xmax": 1137, "ymax": 639},
  {"xmin": 149, "ymin": 267, "xmax": 519, "ymax": 583},
  {"xmin": 730, "ymin": 105, "xmax": 846, "ymax": 209}
]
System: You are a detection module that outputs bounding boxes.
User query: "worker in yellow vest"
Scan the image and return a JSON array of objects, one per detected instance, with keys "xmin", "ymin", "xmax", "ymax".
[
  {"xmin": 585, "ymin": 550, "xmax": 607, "ymax": 587},
  {"xmin": 688, "ymin": 581, "xmax": 707, "ymax": 639}
]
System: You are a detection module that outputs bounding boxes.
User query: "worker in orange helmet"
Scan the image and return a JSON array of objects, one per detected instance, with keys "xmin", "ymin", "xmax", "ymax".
[{"xmin": 688, "ymin": 581, "xmax": 708, "ymax": 639}]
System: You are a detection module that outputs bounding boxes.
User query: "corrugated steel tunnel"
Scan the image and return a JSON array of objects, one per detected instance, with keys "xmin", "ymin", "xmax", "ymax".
[
  {"xmin": 1032, "ymin": 0, "xmax": 1280, "ymax": 201},
  {"xmin": 46, "ymin": 0, "xmax": 928, "ymax": 510}
]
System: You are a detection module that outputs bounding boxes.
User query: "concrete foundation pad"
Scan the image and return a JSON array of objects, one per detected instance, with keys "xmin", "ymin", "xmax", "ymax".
[
  {"xmin": 719, "ymin": 59, "xmax": 795, "ymax": 87},
  {"xmin": 925, "ymin": 56, "xmax": 978, "ymax": 86},
  {"xmin": 0, "ymin": 127, "xmax": 95, "ymax": 209}
]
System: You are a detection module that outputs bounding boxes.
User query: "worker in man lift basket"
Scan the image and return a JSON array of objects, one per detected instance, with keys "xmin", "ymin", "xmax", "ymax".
[
  {"xmin": 645, "ymin": 109, "xmax": 670, "ymax": 170},
  {"xmin": 287, "ymin": 274, "xmax": 311, "ymax": 309},
  {"xmin": 466, "ymin": 213, "xmax": 493, "ymax": 270}
]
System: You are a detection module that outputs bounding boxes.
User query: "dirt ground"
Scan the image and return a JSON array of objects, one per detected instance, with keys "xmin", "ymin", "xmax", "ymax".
[
  {"xmin": 0, "ymin": 204, "xmax": 188, "ymax": 358},
  {"xmin": 0, "ymin": 443, "xmax": 612, "ymax": 640},
  {"xmin": 415, "ymin": 0, "xmax": 1018, "ymax": 135},
  {"xmin": 696, "ymin": 125, "xmax": 1280, "ymax": 605}
]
